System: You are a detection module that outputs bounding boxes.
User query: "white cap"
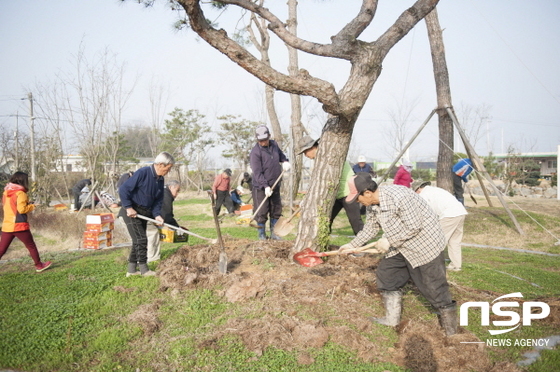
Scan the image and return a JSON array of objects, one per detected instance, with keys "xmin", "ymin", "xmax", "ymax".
[{"xmin": 358, "ymin": 155, "xmax": 366, "ymax": 163}]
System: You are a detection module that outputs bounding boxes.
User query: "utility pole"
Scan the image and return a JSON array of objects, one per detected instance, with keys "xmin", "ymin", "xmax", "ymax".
[
  {"xmin": 14, "ymin": 112, "xmax": 19, "ymax": 170},
  {"xmin": 28, "ymin": 92, "xmax": 36, "ymax": 182}
]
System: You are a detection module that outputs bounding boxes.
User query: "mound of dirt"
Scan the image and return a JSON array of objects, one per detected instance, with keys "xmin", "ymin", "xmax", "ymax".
[{"xmin": 153, "ymin": 238, "xmax": 540, "ymax": 370}]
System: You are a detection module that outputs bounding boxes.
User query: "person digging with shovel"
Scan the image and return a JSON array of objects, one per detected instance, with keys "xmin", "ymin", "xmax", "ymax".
[
  {"xmin": 339, "ymin": 173, "xmax": 458, "ymax": 337},
  {"xmin": 249, "ymin": 125, "xmax": 290, "ymax": 240},
  {"xmin": 119, "ymin": 152, "xmax": 175, "ymax": 277}
]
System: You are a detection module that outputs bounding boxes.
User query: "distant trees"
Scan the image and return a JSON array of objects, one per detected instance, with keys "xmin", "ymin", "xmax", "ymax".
[
  {"xmin": 161, "ymin": 108, "xmax": 215, "ymax": 190},
  {"xmin": 217, "ymin": 114, "xmax": 259, "ymax": 170}
]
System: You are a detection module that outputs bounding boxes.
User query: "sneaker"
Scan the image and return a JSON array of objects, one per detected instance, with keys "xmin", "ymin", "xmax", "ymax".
[
  {"xmin": 141, "ymin": 270, "xmax": 156, "ymax": 277},
  {"xmin": 35, "ymin": 261, "xmax": 53, "ymax": 273},
  {"xmin": 125, "ymin": 271, "xmax": 140, "ymax": 277}
]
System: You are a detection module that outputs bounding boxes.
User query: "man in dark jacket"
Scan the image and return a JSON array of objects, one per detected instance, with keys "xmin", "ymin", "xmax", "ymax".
[
  {"xmin": 72, "ymin": 178, "xmax": 91, "ymax": 211},
  {"xmin": 249, "ymin": 125, "xmax": 290, "ymax": 240},
  {"xmin": 119, "ymin": 152, "xmax": 174, "ymax": 276}
]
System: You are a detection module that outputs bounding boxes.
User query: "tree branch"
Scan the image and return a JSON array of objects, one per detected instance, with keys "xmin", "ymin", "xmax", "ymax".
[
  {"xmin": 331, "ymin": 0, "xmax": 377, "ymax": 46},
  {"xmin": 210, "ymin": 0, "xmax": 348, "ymax": 59},
  {"xmin": 375, "ymin": 0, "xmax": 439, "ymax": 59},
  {"xmin": 179, "ymin": 0, "xmax": 340, "ymax": 114}
]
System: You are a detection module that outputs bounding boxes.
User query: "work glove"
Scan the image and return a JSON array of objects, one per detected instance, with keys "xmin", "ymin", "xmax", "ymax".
[
  {"xmin": 338, "ymin": 243, "xmax": 355, "ymax": 254},
  {"xmin": 265, "ymin": 187, "xmax": 273, "ymax": 197},
  {"xmin": 376, "ymin": 237, "xmax": 391, "ymax": 253},
  {"xmin": 282, "ymin": 162, "xmax": 291, "ymax": 172}
]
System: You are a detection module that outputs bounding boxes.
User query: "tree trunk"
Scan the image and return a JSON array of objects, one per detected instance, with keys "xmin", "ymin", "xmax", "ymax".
[
  {"xmin": 292, "ymin": 115, "xmax": 354, "ymax": 254},
  {"xmin": 287, "ymin": 0, "xmax": 304, "ymax": 205},
  {"xmin": 425, "ymin": 8, "xmax": 454, "ymax": 192}
]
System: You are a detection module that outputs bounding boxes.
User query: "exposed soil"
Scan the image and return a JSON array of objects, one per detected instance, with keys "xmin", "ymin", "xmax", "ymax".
[{"xmin": 148, "ymin": 238, "xmax": 560, "ymax": 371}]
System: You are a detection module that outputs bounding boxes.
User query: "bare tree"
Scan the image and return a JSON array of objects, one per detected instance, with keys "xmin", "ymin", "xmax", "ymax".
[
  {"xmin": 58, "ymin": 45, "xmax": 134, "ymax": 182},
  {"xmin": 146, "ymin": 0, "xmax": 440, "ymax": 253},
  {"xmin": 147, "ymin": 78, "xmax": 170, "ymax": 157},
  {"xmin": 382, "ymin": 96, "xmax": 420, "ymax": 161},
  {"xmin": 246, "ymin": 1, "xmax": 283, "ymax": 148},
  {"xmin": 457, "ymin": 102, "xmax": 492, "ymax": 153}
]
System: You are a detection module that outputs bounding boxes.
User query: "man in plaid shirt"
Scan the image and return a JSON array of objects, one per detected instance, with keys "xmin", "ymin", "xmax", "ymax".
[{"xmin": 340, "ymin": 173, "xmax": 457, "ymax": 336}]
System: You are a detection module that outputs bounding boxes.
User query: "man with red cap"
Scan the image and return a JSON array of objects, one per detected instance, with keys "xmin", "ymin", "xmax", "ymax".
[{"xmin": 340, "ymin": 172, "xmax": 457, "ymax": 336}]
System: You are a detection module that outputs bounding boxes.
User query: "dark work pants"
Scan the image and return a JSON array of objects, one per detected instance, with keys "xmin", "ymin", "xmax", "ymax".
[
  {"xmin": 120, "ymin": 206, "xmax": 152, "ymax": 265},
  {"xmin": 376, "ymin": 252, "xmax": 452, "ymax": 309},
  {"xmin": 0, "ymin": 230, "xmax": 41, "ymax": 265},
  {"xmin": 215, "ymin": 190, "xmax": 234, "ymax": 215},
  {"xmin": 73, "ymin": 189, "xmax": 81, "ymax": 210},
  {"xmin": 252, "ymin": 186, "xmax": 282, "ymax": 225},
  {"xmin": 330, "ymin": 197, "xmax": 364, "ymax": 235}
]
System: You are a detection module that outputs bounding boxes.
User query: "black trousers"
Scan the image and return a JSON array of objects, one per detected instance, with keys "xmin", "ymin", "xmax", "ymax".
[
  {"xmin": 330, "ymin": 197, "xmax": 364, "ymax": 235},
  {"xmin": 252, "ymin": 186, "xmax": 282, "ymax": 225},
  {"xmin": 215, "ymin": 190, "xmax": 234, "ymax": 215},
  {"xmin": 72, "ymin": 189, "xmax": 81, "ymax": 210},
  {"xmin": 376, "ymin": 252, "xmax": 452, "ymax": 309},
  {"xmin": 120, "ymin": 206, "xmax": 152, "ymax": 265}
]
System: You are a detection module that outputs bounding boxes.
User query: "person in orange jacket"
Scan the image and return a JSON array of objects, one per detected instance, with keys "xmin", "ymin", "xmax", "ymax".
[{"xmin": 0, "ymin": 171, "xmax": 52, "ymax": 272}]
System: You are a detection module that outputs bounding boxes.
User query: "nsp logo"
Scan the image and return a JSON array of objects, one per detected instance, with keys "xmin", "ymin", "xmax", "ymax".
[{"xmin": 459, "ymin": 292, "xmax": 550, "ymax": 335}]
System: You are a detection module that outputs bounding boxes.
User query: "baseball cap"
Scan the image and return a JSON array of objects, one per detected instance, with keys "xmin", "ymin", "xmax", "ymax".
[
  {"xmin": 255, "ymin": 125, "xmax": 270, "ymax": 140},
  {"xmin": 224, "ymin": 168, "xmax": 232, "ymax": 176},
  {"xmin": 357, "ymin": 155, "xmax": 366, "ymax": 163},
  {"xmin": 346, "ymin": 173, "xmax": 378, "ymax": 203},
  {"xmin": 297, "ymin": 135, "xmax": 319, "ymax": 154}
]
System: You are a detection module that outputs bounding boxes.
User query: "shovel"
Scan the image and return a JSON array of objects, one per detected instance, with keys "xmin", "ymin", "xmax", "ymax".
[
  {"xmin": 273, "ymin": 206, "xmax": 301, "ymax": 237},
  {"xmin": 467, "ymin": 185, "xmax": 477, "ymax": 204},
  {"xmin": 208, "ymin": 191, "xmax": 228, "ymax": 275},
  {"xmin": 136, "ymin": 215, "xmax": 217, "ymax": 244},
  {"xmin": 248, "ymin": 170, "xmax": 284, "ymax": 227},
  {"xmin": 293, "ymin": 241, "xmax": 381, "ymax": 267}
]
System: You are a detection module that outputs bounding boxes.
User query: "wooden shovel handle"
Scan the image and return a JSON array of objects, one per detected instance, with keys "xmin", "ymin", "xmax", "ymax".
[
  {"xmin": 250, "ymin": 170, "xmax": 284, "ymax": 222},
  {"xmin": 284, "ymin": 206, "xmax": 302, "ymax": 223},
  {"xmin": 320, "ymin": 241, "xmax": 380, "ymax": 257}
]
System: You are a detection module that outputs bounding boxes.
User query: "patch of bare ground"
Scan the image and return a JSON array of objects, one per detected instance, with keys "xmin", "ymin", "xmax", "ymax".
[
  {"xmin": 465, "ymin": 194, "xmax": 560, "ymax": 217},
  {"xmin": 141, "ymin": 238, "xmax": 560, "ymax": 370}
]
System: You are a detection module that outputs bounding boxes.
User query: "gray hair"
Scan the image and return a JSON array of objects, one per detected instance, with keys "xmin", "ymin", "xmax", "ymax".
[
  {"xmin": 165, "ymin": 180, "xmax": 180, "ymax": 189},
  {"xmin": 154, "ymin": 151, "xmax": 175, "ymax": 165}
]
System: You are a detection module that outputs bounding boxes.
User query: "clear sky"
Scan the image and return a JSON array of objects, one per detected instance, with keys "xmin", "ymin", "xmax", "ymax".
[{"xmin": 1, "ymin": 0, "xmax": 559, "ymax": 168}]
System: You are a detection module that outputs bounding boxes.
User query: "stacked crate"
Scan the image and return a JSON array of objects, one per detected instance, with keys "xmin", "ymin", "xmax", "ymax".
[
  {"xmin": 235, "ymin": 204, "xmax": 253, "ymax": 225},
  {"xmin": 83, "ymin": 213, "xmax": 115, "ymax": 249}
]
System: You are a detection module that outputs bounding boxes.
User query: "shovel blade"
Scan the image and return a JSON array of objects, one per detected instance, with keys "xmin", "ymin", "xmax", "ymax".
[
  {"xmin": 218, "ymin": 251, "xmax": 228, "ymax": 274},
  {"xmin": 273, "ymin": 217, "xmax": 294, "ymax": 237},
  {"xmin": 293, "ymin": 248, "xmax": 324, "ymax": 267}
]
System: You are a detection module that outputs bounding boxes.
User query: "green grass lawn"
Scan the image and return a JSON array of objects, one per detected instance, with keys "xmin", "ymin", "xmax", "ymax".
[{"xmin": 0, "ymin": 194, "xmax": 559, "ymax": 371}]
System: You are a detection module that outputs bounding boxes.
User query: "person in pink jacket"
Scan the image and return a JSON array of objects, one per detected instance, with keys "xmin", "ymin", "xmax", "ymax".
[{"xmin": 393, "ymin": 160, "xmax": 413, "ymax": 188}]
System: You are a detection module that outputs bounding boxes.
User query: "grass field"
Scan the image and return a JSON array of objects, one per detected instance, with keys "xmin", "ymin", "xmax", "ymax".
[{"xmin": 0, "ymin": 192, "xmax": 559, "ymax": 371}]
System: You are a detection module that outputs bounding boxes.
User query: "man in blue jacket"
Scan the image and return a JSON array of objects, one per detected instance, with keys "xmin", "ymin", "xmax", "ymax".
[
  {"xmin": 249, "ymin": 125, "xmax": 290, "ymax": 240},
  {"xmin": 119, "ymin": 152, "xmax": 175, "ymax": 276}
]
